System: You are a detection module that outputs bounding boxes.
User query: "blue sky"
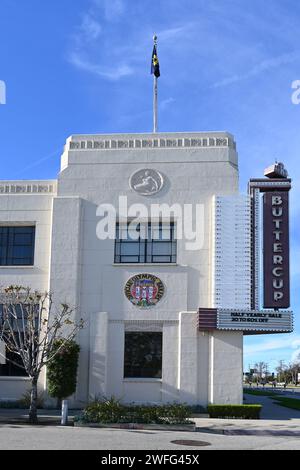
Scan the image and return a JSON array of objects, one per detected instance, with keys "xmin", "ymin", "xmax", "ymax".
[{"xmin": 0, "ymin": 0, "xmax": 300, "ymax": 372}]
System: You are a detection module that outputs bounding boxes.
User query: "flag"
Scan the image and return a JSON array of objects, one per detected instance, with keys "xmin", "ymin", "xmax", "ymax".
[{"xmin": 151, "ymin": 45, "xmax": 160, "ymax": 78}]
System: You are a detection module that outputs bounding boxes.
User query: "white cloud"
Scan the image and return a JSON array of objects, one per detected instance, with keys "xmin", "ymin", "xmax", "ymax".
[
  {"xmin": 69, "ymin": 52, "xmax": 134, "ymax": 80},
  {"xmin": 80, "ymin": 14, "xmax": 102, "ymax": 42},
  {"xmin": 244, "ymin": 334, "xmax": 300, "ymax": 356},
  {"xmin": 291, "ymin": 348, "xmax": 300, "ymax": 363},
  {"xmin": 158, "ymin": 25, "xmax": 193, "ymax": 42},
  {"xmin": 104, "ymin": 0, "xmax": 124, "ymax": 21},
  {"xmin": 212, "ymin": 50, "xmax": 300, "ymax": 88},
  {"xmin": 160, "ymin": 97, "xmax": 175, "ymax": 111},
  {"xmin": 67, "ymin": 0, "xmax": 136, "ymax": 81},
  {"xmin": 92, "ymin": 0, "xmax": 125, "ymax": 22}
]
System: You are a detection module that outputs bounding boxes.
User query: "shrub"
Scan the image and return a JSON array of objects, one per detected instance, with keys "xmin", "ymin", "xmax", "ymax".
[
  {"xmin": 208, "ymin": 404, "xmax": 262, "ymax": 419},
  {"xmin": 161, "ymin": 403, "xmax": 192, "ymax": 424},
  {"xmin": 47, "ymin": 340, "xmax": 80, "ymax": 400},
  {"xmin": 19, "ymin": 390, "xmax": 45, "ymax": 409},
  {"xmin": 80, "ymin": 399, "xmax": 192, "ymax": 424},
  {"xmin": 83, "ymin": 397, "xmax": 126, "ymax": 424}
]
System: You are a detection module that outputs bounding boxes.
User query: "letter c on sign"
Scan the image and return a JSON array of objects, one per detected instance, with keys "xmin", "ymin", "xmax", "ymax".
[{"xmin": 272, "ymin": 267, "xmax": 283, "ymax": 277}]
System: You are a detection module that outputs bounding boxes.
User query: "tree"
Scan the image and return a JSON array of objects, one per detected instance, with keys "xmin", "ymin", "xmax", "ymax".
[
  {"xmin": 254, "ymin": 362, "xmax": 268, "ymax": 383},
  {"xmin": 47, "ymin": 339, "xmax": 80, "ymax": 424},
  {"xmin": 276, "ymin": 360, "xmax": 287, "ymax": 383},
  {"xmin": 286, "ymin": 361, "xmax": 300, "ymax": 386},
  {"xmin": 0, "ymin": 286, "xmax": 83, "ymax": 424}
]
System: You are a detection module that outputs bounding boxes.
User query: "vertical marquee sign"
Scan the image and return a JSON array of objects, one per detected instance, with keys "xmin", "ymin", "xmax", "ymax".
[
  {"xmin": 249, "ymin": 163, "xmax": 292, "ymax": 311},
  {"xmin": 198, "ymin": 163, "xmax": 293, "ymax": 336},
  {"xmin": 263, "ymin": 191, "xmax": 290, "ymax": 309}
]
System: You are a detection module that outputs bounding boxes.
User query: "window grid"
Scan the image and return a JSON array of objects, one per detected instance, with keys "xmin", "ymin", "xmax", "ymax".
[
  {"xmin": 0, "ymin": 348, "xmax": 27, "ymax": 377},
  {"xmin": 115, "ymin": 222, "xmax": 177, "ymax": 264},
  {"xmin": 0, "ymin": 226, "xmax": 35, "ymax": 266}
]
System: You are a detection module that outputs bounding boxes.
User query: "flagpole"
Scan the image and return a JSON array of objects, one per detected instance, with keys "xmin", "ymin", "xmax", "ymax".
[{"xmin": 153, "ymin": 35, "xmax": 158, "ymax": 133}]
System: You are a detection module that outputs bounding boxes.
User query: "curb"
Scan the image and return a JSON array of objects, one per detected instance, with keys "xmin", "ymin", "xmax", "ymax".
[
  {"xmin": 74, "ymin": 422, "xmax": 196, "ymax": 432},
  {"xmin": 196, "ymin": 426, "xmax": 300, "ymax": 437}
]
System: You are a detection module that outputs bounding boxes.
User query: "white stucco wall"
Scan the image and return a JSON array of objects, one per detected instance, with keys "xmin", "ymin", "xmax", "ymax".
[{"xmin": 0, "ymin": 182, "xmax": 56, "ymax": 399}]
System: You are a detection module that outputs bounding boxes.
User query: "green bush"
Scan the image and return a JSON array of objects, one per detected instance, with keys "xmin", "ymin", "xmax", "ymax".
[
  {"xmin": 19, "ymin": 390, "xmax": 45, "ymax": 409},
  {"xmin": 47, "ymin": 339, "xmax": 80, "ymax": 400},
  {"xmin": 161, "ymin": 403, "xmax": 192, "ymax": 424},
  {"xmin": 208, "ymin": 404, "xmax": 262, "ymax": 419},
  {"xmin": 80, "ymin": 399, "xmax": 192, "ymax": 425},
  {"xmin": 83, "ymin": 397, "xmax": 126, "ymax": 424}
]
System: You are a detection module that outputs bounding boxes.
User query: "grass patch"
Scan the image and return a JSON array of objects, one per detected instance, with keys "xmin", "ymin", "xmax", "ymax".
[
  {"xmin": 244, "ymin": 389, "xmax": 276, "ymax": 397},
  {"xmin": 245, "ymin": 389, "xmax": 300, "ymax": 412},
  {"xmin": 272, "ymin": 397, "xmax": 300, "ymax": 411}
]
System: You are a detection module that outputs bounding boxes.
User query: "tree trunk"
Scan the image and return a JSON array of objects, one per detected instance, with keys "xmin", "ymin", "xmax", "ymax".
[{"xmin": 29, "ymin": 379, "xmax": 38, "ymax": 424}]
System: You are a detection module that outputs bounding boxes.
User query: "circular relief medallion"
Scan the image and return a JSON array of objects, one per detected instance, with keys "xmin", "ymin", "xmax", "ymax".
[
  {"xmin": 130, "ymin": 169, "xmax": 164, "ymax": 196},
  {"xmin": 125, "ymin": 274, "xmax": 165, "ymax": 308}
]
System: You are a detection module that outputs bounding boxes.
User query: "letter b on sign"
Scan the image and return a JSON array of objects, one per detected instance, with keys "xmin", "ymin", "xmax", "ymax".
[{"xmin": 272, "ymin": 196, "xmax": 282, "ymax": 205}]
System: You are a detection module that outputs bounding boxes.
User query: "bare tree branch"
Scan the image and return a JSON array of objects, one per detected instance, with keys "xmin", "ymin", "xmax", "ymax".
[{"xmin": 0, "ymin": 286, "xmax": 84, "ymax": 423}]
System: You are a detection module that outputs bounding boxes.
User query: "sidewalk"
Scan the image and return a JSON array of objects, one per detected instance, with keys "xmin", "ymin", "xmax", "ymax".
[
  {"xmin": 194, "ymin": 394, "xmax": 300, "ymax": 436},
  {"xmin": 0, "ymin": 409, "xmax": 76, "ymax": 425},
  {"xmin": 1, "ymin": 395, "xmax": 300, "ymax": 436}
]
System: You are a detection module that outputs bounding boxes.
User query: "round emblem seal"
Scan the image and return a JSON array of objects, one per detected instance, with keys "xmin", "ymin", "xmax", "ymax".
[
  {"xmin": 130, "ymin": 169, "xmax": 164, "ymax": 196},
  {"xmin": 125, "ymin": 274, "xmax": 165, "ymax": 308}
]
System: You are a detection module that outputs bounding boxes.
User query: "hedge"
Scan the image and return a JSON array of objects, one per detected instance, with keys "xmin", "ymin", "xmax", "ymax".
[
  {"xmin": 208, "ymin": 404, "xmax": 262, "ymax": 419},
  {"xmin": 79, "ymin": 397, "xmax": 193, "ymax": 425}
]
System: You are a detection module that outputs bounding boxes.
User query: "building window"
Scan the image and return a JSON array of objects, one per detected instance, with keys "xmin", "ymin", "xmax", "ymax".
[
  {"xmin": 0, "ymin": 347, "xmax": 27, "ymax": 377},
  {"xmin": 115, "ymin": 222, "xmax": 177, "ymax": 264},
  {"xmin": 0, "ymin": 226, "xmax": 35, "ymax": 266},
  {"xmin": 0, "ymin": 304, "xmax": 36, "ymax": 377},
  {"xmin": 124, "ymin": 332, "xmax": 162, "ymax": 379}
]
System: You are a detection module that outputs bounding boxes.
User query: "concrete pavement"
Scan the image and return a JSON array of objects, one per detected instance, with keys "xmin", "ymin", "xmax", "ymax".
[
  {"xmin": 1, "ymin": 394, "xmax": 300, "ymax": 449},
  {"xmin": 0, "ymin": 424, "xmax": 300, "ymax": 450},
  {"xmin": 193, "ymin": 393, "xmax": 300, "ymax": 437}
]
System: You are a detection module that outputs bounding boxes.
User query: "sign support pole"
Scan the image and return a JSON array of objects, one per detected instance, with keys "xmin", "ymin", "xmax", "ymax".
[{"xmin": 153, "ymin": 35, "xmax": 158, "ymax": 133}]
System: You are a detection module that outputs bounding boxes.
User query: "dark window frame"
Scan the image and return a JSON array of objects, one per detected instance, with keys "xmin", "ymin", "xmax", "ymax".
[
  {"xmin": 115, "ymin": 222, "xmax": 177, "ymax": 264},
  {"xmin": 0, "ymin": 346, "xmax": 27, "ymax": 377},
  {"xmin": 124, "ymin": 332, "xmax": 163, "ymax": 379},
  {"xmin": 0, "ymin": 303, "xmax": 38, "ymax": 378},
  {"xmin": 0, "ymin": 226, "xmax": 35, "ymax": 266}
]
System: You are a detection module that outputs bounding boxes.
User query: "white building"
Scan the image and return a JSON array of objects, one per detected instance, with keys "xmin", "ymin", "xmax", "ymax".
[{"xmin": 0, "ymin": 131, "xmax": 257, "ymax": 406}]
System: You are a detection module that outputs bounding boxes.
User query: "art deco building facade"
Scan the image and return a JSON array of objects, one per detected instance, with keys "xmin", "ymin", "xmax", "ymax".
[{"xmin": 0, "ymin": 132, "xmax": 290, "ymax": 406}]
